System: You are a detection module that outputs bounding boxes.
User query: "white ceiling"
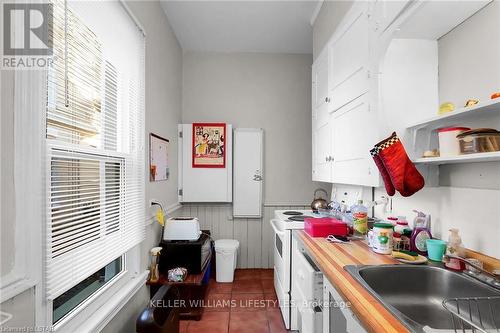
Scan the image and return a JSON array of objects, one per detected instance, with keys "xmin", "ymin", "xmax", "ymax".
[{"xmin": 160, "ymin": 1, "xmax": 318, "ymax": 54}]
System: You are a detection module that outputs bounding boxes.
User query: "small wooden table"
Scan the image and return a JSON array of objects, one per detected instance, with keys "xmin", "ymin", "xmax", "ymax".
[{"xmin": 147, "ymin": 250, "xmax": 212, "ymax": 321}]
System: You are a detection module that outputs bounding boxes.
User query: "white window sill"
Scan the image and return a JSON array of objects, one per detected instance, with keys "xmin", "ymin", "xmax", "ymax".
[
  {"xmin": 0, "ymin": 273, "xmax": 38, "ymax": 303},
  {"xmin": 54, "ymin": 270, "xmax": 148, "ymax": 333}
]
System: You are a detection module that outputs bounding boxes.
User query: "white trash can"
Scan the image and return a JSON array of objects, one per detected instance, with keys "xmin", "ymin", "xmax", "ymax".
[{"xmin": 214, "ymin": 239, "xmax": 239, "ymax": 282}]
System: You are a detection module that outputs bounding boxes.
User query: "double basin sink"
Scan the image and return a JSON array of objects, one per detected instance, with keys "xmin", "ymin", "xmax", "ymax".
[{"xmin": 345, "ymin": 264, "xmax": 500, "ymax": 332}]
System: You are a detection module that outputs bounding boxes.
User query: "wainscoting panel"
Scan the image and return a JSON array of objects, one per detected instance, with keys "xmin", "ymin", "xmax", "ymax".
[{"xmin": 173, "ymin": 204, "xmax": 308, "ymax": 269}]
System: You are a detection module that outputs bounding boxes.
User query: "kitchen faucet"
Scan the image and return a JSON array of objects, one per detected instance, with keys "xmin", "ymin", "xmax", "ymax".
[{"xmin": 443, "ymin": 254, "xmax": 500, "ymax": 289}]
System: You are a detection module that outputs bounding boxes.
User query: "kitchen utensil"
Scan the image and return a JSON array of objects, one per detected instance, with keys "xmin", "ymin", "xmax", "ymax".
[
  {"xmin": 310, "ymin": 188, "xmax": 328, "ymax": 212},
  {"xmin": 326, "ymin": 235, "xmax": 351, "ymax": 244}
]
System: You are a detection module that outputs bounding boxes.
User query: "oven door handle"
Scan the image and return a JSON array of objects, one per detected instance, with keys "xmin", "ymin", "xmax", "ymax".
[{"xmin": 270, "ymin": 219, "xmax": 285, "ymax": 238}]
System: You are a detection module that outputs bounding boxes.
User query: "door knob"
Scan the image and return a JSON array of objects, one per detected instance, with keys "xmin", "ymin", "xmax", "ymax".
[{"xmin": 253, "ymin": 175, "xmax": 263, "ymax": 181}]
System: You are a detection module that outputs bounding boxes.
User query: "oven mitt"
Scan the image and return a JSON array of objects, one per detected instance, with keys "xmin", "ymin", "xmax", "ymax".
[
  {"xmin": 370, "ymin": 147, "xmax": 395, "ymax": 196},
  {"xmin": 375, "ymin": 132, "xmax": 424, "ymax": 197}
]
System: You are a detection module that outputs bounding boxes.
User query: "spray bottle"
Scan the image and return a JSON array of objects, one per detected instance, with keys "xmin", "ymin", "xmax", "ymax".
[{"xmin": 410, "ymin": 210, "xmax": 432, "ymax": 255}]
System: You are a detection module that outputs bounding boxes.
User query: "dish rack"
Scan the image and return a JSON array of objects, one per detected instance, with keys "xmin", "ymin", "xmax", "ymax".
[{"xmin": 442, "ymin": 296, "xmax": 500, "ymax": 332}]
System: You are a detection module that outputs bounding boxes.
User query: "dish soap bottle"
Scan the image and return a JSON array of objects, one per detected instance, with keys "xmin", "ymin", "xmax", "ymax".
[
  {"xmin": 351, "ymin": 200, "xmax": 368, "ymax": 236},
  {"xmin": 444, "ymin": 229, "xmax": 466, "ymax": 270},
  {"xmin": 410, "ymin": 210, "xmax": 432, "ymax": 255}
]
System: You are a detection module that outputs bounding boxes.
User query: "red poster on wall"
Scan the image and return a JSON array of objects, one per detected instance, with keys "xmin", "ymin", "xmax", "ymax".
[{"xmin": 192, "ymin": 123, "xmax": 226, "ymax": 168}]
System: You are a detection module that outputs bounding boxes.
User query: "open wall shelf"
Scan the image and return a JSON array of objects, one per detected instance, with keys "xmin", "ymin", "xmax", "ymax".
[
  {"xmin": 407, "ymin": 99, "xmax": 500, "ymax": 130},
  {"xmin": 414, "ymin": 151, "xmax": 500, "ymax": 165}
]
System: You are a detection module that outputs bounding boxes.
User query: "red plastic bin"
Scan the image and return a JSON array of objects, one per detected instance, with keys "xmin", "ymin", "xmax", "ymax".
[{"xmin": 304, "ymin": 217, "xmax": 348, "ymax": 237}]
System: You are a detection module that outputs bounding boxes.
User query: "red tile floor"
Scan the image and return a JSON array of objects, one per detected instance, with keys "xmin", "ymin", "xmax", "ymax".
[{"xmin": 179, "ymin": 269, "xmax": 287, "ymax": 333}]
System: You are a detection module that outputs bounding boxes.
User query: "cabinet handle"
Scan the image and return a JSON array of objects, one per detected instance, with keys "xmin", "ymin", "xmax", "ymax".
[
  {"xmin": 325, "ymin": 97, "xmax": 331, "ymax": 103},
  {"xmin": 330, "ymin": 156, "xmax": 334, "ymax": 162},
  {"xmin": 325, "ymin": 156, "xmax": 329, "ymax": 162}
]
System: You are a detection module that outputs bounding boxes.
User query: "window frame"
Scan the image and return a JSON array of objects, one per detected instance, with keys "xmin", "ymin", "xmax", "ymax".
[
  {"xmin": 1, "ymin": 0, "xmax": 148, "ymax": 329},
  {"xmin": 30, "ymin": 1, "xmax": 148, "ymax": 330},
  {"xmin": 51, "ymin": 255, "xmax": 125, "ymax": 326}
]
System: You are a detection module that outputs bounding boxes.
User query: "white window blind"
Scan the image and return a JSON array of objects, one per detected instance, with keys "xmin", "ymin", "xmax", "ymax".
[{"xmin": 46, "ymin": 0, "xmax": 145, "ymax": 300}]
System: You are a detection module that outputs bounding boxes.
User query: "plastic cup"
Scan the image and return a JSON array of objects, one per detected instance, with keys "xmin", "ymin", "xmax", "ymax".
[{"xmin": 426, "ymin": 239, "xmax": 447, "ymax": 261}]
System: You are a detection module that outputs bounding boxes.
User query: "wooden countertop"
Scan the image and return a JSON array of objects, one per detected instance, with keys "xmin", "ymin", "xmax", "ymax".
[{"xmin": 296, "ymin": 230, "xmax": 410, "ymax": 333}]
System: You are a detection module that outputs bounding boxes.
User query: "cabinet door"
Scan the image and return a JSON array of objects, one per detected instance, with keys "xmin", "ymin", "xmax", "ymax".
[
  {"xmin": 313, "ymin": 51, "xmax": 329, "ymax": 110},
  {"xmin": 312, "ymin": 115, "xmax": 332, "ymax": 182},
  {"xmin": 328, "ymin": 9, "xmax": 370, "ymax": 112},
  {"xmin": 331, "ymin": 95, "xmax": 379, "ymax": 187},
  {"xmin": 312, "ymin": 50, "xmax": 332, "ymax": 182},
  {"xmin": 233, "ymin": 129, "xmax": 263, "ymax": 217},
  {"xmin": 323, "ymin": 279, "xmax": 367, "ymax": 333},
  {"xmin": 179, "ymin": 124, "xmax": 233, "ymax": 202}
]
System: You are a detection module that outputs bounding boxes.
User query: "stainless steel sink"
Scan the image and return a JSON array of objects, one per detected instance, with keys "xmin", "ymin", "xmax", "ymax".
[{"xmin": 345, "ymin": 264, "xmax": 500, "ymax": 332}]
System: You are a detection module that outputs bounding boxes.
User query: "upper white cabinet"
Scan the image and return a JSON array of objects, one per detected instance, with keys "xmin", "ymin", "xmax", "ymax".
[
  {"xmin": 332, "ymin": 95, "xmax": 379, "ymax": 186},
  {"xmin": 312, "ymin": 2, "xmax": 380, "ymax": 187},
  {"xmin": 312, "ymin": 51, "xmax": 333, "ymax": 182},
  {"xmin": 328, "ymin": 8, "xmax": 370, "ymax": 113},
  {"xmin": 313, "ymin": 50, "xmax": 330, "ymax": 110}
]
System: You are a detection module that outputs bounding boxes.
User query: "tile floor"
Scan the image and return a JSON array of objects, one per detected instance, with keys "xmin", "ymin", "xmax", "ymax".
[{"xmin": 179, "ymin": 269, "xmax": 287, "ymax": 333}]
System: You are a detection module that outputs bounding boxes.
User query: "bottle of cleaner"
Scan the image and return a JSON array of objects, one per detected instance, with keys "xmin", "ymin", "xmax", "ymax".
[
  {"xmin": 444, "ymin": 228, "xmax": 466, "ymax": 270},
  {"xmin": 351, "ymin": 200, "xmax": 368, "ymax": 235},
  {"xmin": 410, "ymin": 210, "xmax": 432, "ymax": 255}
]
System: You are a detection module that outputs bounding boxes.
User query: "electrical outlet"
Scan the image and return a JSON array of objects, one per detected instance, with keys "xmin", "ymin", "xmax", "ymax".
[{"xmin": 149, "ymin": 199, "xmax": 162, "ymax": 208}]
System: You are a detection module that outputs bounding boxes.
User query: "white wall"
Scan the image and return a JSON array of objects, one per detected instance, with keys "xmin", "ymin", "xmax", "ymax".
[
  {"xmin": 0, "ymin": 31, "xmax": 36, "ymax": 330},
  {"xmin": 182, "ymin": 51, "xmax": 327, "ymax": 204},
  {"xmin": 312, "ymin": 0, "xmax": 354, "ymax": 61},
  {"xmin": 374, "ymin": 2, "xmax": 500, "ymax": 259},
  {"xmin": 438, "ymin": 1, "xmax": 500, "ymax": 106},
  {"xmin": 1, "ymin": 70, "xmax": 15, "ymax": 277}
]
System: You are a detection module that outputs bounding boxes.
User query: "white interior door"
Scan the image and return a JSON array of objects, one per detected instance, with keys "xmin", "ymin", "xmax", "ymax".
[{"xmin": 233, "ymin": 128, "xmax": 263, "ymax": 217}]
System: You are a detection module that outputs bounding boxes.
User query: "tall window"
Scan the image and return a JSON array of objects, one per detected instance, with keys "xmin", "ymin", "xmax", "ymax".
[{"xmin": 45, "ymin": 0, "xmax": 145, "ymax": 307}]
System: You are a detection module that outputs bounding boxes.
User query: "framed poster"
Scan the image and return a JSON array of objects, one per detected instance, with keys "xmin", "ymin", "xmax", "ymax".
[
  {"xmin": 192, "ymin": 123, "xmax": 226, "ymax": 168},
  {"xmin": 149, "ymin": 133, "xmax": 169, "ymax": 181}
]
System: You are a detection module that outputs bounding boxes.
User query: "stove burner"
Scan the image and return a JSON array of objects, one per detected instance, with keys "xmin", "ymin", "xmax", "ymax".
[
  {"xmin": 288, "ymin": 215, "xmax": 313, "ymax": 222},
  {"xmin": 283, "ymin": 211, "xmax": 303, "ymax": 216}
]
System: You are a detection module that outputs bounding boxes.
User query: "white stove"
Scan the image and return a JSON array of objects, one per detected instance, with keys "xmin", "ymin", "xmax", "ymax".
[
  {"xmin": 271, "ymin": 209, "xmax": 320, "ymax": 329},
  {"xmin": 274, "ymin": 210, "xmax": 319, "ymax": 229}
]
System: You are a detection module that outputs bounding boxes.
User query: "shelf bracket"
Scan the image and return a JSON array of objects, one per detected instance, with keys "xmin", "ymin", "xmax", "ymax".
[{"xmin": 410, "ymin": 125, "xmax": 426, "ymax": 151}]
